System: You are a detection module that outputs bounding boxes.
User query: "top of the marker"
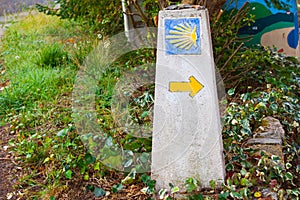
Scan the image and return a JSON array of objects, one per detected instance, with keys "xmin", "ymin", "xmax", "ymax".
[{"xmin": 165, "ymin": 4, "xmax": 205, "ymax": 10}]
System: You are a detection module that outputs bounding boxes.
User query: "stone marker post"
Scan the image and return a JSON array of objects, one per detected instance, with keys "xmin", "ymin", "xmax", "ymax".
[{"xmin": 151, "ymin": 8, "xmax": 225, "ymax": 190}]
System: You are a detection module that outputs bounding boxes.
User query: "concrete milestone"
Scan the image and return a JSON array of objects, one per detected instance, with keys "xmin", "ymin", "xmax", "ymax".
[{"xmin": 151, "ymin": 8, "xmax": 225, "ymax": 190}]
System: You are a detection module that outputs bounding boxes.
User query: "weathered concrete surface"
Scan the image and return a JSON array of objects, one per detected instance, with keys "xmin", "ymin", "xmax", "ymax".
[
  {"xmin": 247, "ymin": 116, "xmax": 285, "ymax": 160},
  {"xmin": 151, "ymin": 8, "xmax": 225, "ymax": 190},
  {"xmin": 253, "ymin": 116, "xmax": 285, "ymax": 139},
  {"xmin": 249, "ymin": 144, "xmax": 284, "ymax": 160},
  {"xmin": 247, "ymin": 138, "xmax": 282, "ymax": 145}
]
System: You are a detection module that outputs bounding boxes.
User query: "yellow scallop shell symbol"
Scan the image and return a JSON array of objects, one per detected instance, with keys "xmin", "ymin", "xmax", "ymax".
[{"xmin": 166, "ymin": 22, "xmax": 198, "ymax": 50}]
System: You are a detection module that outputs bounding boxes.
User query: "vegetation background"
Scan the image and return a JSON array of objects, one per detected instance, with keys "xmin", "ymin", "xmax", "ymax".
[
  {"xmin": 0, "ymin": 0, "xmax": 51, "ymax": 15},
  {"xmin": 0, "ymin": 0, "xmax": 299, "ymax": 199}
]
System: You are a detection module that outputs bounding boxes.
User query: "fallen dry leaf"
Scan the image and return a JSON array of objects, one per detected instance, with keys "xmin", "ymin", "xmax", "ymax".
[
  {"xmin": 0, "ymin": 80, "xmax": 11, "ymax": 91},
  {"xmin": 6, "ymin": 192, "xmax": 13, "ymax": 199},
  {"xmin": 67, "ymin": 38, "xmax": 75, "ymax": 43}
]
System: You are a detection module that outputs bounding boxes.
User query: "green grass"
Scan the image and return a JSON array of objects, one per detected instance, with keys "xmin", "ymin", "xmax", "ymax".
[
  {"xmin": 0, "ymin": 13, "xmax": 97, "ymax": 198},
  {"xmin": 0, "ymin": 11, "xmax": 156, "ymax": 199},
  {"xmin": 0, "ymin": 13, "xmax": 91, "ymax": 116}
]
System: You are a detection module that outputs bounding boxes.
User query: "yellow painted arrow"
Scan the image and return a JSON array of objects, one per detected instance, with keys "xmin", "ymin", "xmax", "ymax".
[{"xmin": 169, "ymin": 76, "xmax": 204, "ymax": 97}]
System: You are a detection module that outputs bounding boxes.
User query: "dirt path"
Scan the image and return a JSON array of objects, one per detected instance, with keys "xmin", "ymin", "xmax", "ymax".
[
  {"xmin": 0, "ymin": 125, "xmax": 20, "ymax": 200},
  {"xmin": 0, "ymin": 1, "xmax": 55, "ymax": 198}
]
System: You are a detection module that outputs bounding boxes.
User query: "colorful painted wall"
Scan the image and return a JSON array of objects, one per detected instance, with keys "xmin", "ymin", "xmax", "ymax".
[{"xmin": 225, "ymin": 0, "xmax": 299, "ymax": 57}]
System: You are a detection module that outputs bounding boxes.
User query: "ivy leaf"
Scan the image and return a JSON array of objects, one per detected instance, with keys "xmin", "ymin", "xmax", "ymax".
[
  {"xmin": 141, "ymin": 174, "xmax": 151, "ymax": 183},
  {"xmin": 124, "ymin": 159, "xmax": 133, "ymax": 168},
  {"xmin": 57, "ymin": 128, "xmax": 68, "ymax": 137},
  {"xmin": 111, "ymin": 183, "xmax": 123, "ymax": 193},
  {"xmin": 105, "ymin": 136, "xmax": 113, "ymax": 147},
  {"xmin": 209, "ymin": 180, "xmax": 215, "ymax": 189},
  {"xmin": 65, "ymin": 170, "xmax": 73, "ymax": 179},
  {"xmin": 218, "ymin": 192, "xmax": 229, "ymax": 200},
  {"xmin": 94, "ymin": 162, "xmax": 100, "ymax": 171},
  {"xmin": 43, "ymin": 157, "xmax": 50, "ymax": 164},
  {"xmin": 94, "ymin": 187, "xmax": 106, "ymax": 197},
  {"xmin": 139, "ymin": 152, "xmax": 149, "ymax": 163},
  {"xmin": 226, "ymin": 163, "xmax": 234, "ymax": 171},
  {"xmin": 122, "ymin": 168, "xmax": 136, "ymax": 185},
  {"xmin": 171, "ymin": 186, "xmax": 179, "ymax": 194},
  {"xmin": 86, "ymin": 184, "xmax": 94, "ymax": 192},
  {"xmin": 84, "ymin": 153, "xmax": 96, "ymax": 165},
  {"xmin": 230, "ymin": 191, "xmax": 242, "ymax": 199},
  {"xmin": 254, "ymin": 191, "xmax": 262, "ymax": 198},
  {"xmin": 84, "ymin": 174, "xmax": 89, "ymax": 181},
  {"xmin": 240, "ymin": 178, "xmax": 248, "ymax": 186},
  {"xmin": 141, "ymin": 111, "xmax": 149, "ymax": 118},
  {"xmin": 285, "ymin": 162, "xmax": 292, "ymax": 169},
  {"xmin": 227, "ymin": 88, "xmax": 235, "ymax": 96},
  {"xmin": 285, "ymin": 172, "xmax": 293, "ymax": 181},
  {"xmin": 242, "ymin": 92, "xmax": 251, "ymax": 102},
  {"xmin": 271, "ymin": 155, "xmax": 280, "ymax": 162},
  {"xmin": 185, "ymin": 178, "xmax": 198, "ymax": 193},
  {"xmin": 159, "ymin": 189, "xmax": 168, "ymax": 199},
  {"xmin": 188, "ymin": 194, "xmax": 204, "ymax": 200},
  {"xmin": 286, "ymin": 189, "xmax": 300, "ymax": 196}
]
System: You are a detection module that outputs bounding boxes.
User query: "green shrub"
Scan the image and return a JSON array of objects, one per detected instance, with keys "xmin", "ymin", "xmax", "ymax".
[
  {"xmin": 36, "ymin": 0, "xmax": 123, "ymax": 35},
  {"xmin": 37, "ymin": 43, "xmax": 69, "ymax": 68}
]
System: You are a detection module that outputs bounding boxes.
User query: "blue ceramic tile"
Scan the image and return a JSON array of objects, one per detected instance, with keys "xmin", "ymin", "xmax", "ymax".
[{"xmin": 165, "ymin": 18, "xmax": 201, "ymax": 55}]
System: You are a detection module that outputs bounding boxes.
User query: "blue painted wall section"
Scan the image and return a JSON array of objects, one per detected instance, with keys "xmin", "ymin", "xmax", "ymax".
[
  {"xmin": 225, "ymin": 0, "xmax": 299, "ymax": 50},
  {"xmin": 165, "ymin": 18, "xmax": 201, "ymax": 55}
]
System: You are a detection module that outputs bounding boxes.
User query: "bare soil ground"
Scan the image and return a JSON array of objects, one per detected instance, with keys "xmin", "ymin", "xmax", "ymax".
[
  {"xmin": 0, "ymin": 123, "xmax": 147, "ymax": 199},
  {"xmin": 0, "ymin": 125, "xmax": 20, "ymax": 200}
]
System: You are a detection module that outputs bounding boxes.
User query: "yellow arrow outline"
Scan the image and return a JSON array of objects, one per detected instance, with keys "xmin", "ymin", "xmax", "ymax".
[{"xmin": 169, "ymin": 76, "xmax": 204, "ymax": 97}]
